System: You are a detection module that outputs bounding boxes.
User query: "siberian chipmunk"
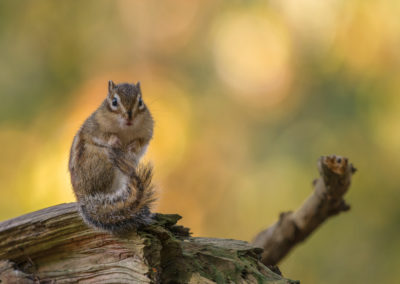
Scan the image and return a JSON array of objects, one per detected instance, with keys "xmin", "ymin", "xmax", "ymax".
[{"xmin": 69, "ymin": 80, "xmax": 155, "ymax": 233}]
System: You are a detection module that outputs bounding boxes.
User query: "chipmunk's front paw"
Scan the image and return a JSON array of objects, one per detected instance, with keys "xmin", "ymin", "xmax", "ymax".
[
  {"xmin": 127, "ymin": 140, "xmax": 141, "ymax": 154},
  {"xmin": 108, "ymin": 135, "xmax": 121, "ymax": 148}
]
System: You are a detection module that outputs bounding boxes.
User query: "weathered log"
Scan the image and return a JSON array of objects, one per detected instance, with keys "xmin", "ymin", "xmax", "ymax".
[{"xmin": 0, "ymin": 203, "xmax": 297, "ymax": 283}]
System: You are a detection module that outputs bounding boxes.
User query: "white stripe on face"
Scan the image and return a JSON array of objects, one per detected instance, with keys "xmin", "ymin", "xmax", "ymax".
[
  {"xmin": 108, "ymin": 93, "xmax": 127, "ymax": 113},
  {"xmin": 137, "ymin": 94, "xmax": 145, "ymax": 110}
]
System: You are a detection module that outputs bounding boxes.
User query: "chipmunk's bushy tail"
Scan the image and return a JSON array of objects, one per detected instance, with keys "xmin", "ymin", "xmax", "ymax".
[{"xmin": 78, "ymin": 163, "xmax": 156, "ymax": 233}]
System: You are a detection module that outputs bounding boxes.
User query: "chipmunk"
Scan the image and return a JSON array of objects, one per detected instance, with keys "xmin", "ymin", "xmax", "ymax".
[{"xmin": 69, "ymin": 80, "xmax": 155, "ymax": 233}]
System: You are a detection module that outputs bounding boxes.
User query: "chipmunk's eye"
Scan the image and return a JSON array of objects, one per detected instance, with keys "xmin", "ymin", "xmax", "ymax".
[
  {"xmin": 138, "ymin": 97, "xmax": 144, "ymax": 108},
  {"xmin": 112, "ymin": 97, "xmax": 118, "ymax": 107}
]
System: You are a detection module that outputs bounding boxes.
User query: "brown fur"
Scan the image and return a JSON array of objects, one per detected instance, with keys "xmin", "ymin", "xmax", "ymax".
[{"xmin": 69, "ymin": 81, "xmax": 155, "ymax": 233}]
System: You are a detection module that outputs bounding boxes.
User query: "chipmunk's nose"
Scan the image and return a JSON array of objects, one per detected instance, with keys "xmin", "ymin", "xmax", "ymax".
[{"xmin": 127, "ymin": 110, "xmax": 133, "ymax": 120}]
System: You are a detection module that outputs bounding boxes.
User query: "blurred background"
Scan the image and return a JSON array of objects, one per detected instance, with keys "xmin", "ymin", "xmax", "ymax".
[{"xmin": 0, "ymin": 0, "xmax": 399, "ymax": 283}]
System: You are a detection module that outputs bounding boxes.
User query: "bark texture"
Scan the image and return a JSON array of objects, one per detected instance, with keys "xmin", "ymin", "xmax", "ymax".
[
  {"xmin": 0, "ymin": 203, "xmax": 296, "ymax": 284},
  {"xmin": 252, "ymin": 155, "xmax": 356, "ymax": 266}
]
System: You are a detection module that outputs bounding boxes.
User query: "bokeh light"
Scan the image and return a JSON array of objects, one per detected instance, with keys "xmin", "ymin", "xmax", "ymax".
[
  {"xmin": 0, "ymin": 1, "xmax": 399, "ymax": 283},
  {"xmin": 213, "ymin": 11, "xmax": 292, "ymax": 109}
]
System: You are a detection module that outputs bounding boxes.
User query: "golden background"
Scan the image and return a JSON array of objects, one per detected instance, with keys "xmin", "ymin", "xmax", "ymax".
[{"xmin": 0, "ymin": 1, "xmax": 399, "ymax": 283}]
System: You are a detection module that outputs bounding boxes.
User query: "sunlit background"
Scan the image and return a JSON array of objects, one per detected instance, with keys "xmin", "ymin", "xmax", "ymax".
[{"xmin": 1, "ymin": 0, "xmax": 399, "ymax": 283}]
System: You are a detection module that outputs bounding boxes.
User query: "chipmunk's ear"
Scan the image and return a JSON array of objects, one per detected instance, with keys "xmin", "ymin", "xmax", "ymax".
[
  {"xmin": 108, "ymin": 80, "xmax": 116, "ymax": 94},
  {"xmin": 136, "ymin": 81, "xmax": 142, "ymax": 95}
]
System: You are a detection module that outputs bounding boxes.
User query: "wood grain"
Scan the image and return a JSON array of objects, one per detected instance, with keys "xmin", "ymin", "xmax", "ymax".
[{"xmin": 0, "ymin": 203, "xmax": 296, "ymax": 283}]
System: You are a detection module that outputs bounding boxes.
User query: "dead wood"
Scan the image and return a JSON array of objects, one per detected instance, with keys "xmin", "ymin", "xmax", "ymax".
[
  {"xmin": 252, "ymin": 155, "xmax": 356, "ymax": 266},
  {"xmin": 0, "ymin": 203, "xmax": 296, "ymax": 283},
  {"xmin": 0, "ymin": 154, "xmax": 355, "ymax": 282}
]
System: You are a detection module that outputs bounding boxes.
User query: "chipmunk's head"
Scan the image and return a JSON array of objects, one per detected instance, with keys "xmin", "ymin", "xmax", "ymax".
[{"xmin": 105, "ymin": 80, "xmax": 153, "ymax": 131}]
